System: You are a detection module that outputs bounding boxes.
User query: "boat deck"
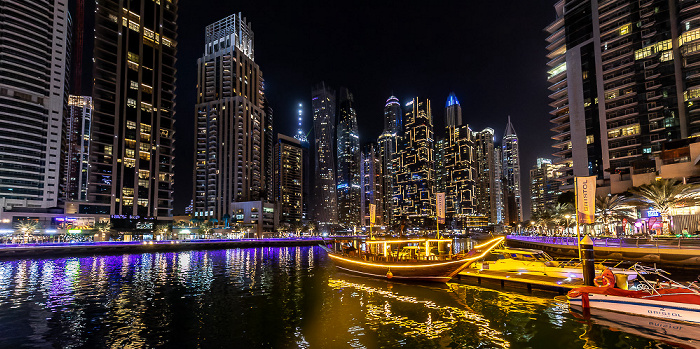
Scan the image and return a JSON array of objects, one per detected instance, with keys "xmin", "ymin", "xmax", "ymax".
[{"xmin": 453, "ymin": 269, "xmax": 584, "ymax": 294}]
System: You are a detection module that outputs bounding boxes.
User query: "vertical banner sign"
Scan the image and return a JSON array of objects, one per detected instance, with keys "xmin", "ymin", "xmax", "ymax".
[
  {"xmin": 369, "ymin": 204, "xmax": 376, "ymax": 225},
  {"xmin": 436, "ymin": 193, "xmax": 446, "ymax": 224},
  {"xmin": 575, "ymin": 176, "xmax": 596, "ymax": 224}
]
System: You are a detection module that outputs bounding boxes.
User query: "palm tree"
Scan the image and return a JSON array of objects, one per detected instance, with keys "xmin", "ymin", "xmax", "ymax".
[
  {"xmin": 93, "ymin": 221, "xmax": 112, "ymax": 241},
  {"xmin": 531, "ymin": 209, "xmax": 553, "ymax": 234},
  {"xmin": 595, "ymin": 194, "xmax": 636, "ymax": 235},
  {"xmin": 628, "ymin": 178, "xmax": 700, "ymax": 235}
]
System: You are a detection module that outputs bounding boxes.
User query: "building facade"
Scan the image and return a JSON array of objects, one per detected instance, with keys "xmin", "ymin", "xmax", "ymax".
[
  {"xmin": 445, "ymin": 92, "xmax": 462, "ymax": 127},
  {"xmin": 474, "ymin": 128, "xmax": 498, "ymax": 224},
  {"xmin": 193, "ymin": 13, "xmax": 265, "ymax": 221},
  {"xmin": 377, "ymin": 96, "xmax": 401, "ymax": 225},
  {"xmin": 442, "ymin": 124, "xmax": 477, "ymax": 224},
  {"xmin": 311, "ymin": 82, "xmax": 338, "ymax": 230},
  {"xmin": 502, "ymin": 116, "xmax": 523, "ymax": 224},
  {"xmin": 274, "ymin": 134, "xmax": 303, "ymax": 225},
  {"xmin": 360, "ymin": 143, "xmax": 382, "ymax": 227},
  {"xmin": 65, "ymin": 96, "xmax": 93, "ymax": 201},
  {"xmin": 0, "ymin": 0, "xmax": 71, "ymax": 209},
  {"xmin": 546, "ymin": 0, "xmax": 700, "ymax": 190},
  {"xmin": 394, "ymin": 98, "xmax": 435, "ymax": 225},
  {"xmin": 530, "ymin": 158, "xmax": 564, "ymax": 217},
  {"xmin": 336, "ymin": 87, "xmax": 361, "ymax": 229},
  {"xmin": 84, "ymin": 0, "xmax": 177, "ymax": 218}
]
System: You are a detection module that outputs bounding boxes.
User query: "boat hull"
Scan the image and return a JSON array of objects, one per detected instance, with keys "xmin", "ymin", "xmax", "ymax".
[
  {"xmin": 569, "ymin": 293, "xmax": 700, "ymax": 324},
  {"xmin": 326, "ymin": 252, "xmax": 471, "ymax": 283}
]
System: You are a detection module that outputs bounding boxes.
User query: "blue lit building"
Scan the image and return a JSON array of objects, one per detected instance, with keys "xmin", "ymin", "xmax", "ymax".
[{"xmin": 336, "ymin": 87, "xmax": 361, "ymax": 229}]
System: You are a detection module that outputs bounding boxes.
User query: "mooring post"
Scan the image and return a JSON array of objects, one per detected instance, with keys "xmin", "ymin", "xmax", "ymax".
[{"xmin": 581, "ymin": 235, "xmax": 595, "ymax": 286}]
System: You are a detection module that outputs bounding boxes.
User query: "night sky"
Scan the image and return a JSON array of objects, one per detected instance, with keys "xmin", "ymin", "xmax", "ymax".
[{"xmin": 173, "ymin": 1, "xmax": 557, "ymax": 218}]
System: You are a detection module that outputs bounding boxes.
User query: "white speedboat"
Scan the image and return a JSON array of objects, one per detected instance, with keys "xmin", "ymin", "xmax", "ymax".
[
  {"xmin": 471, "ymin": 247, "xmax": 638, "ymax": 280},
  {"xmin": 568, "ymin": 265, "xmax": 700, "ymax": 324}
]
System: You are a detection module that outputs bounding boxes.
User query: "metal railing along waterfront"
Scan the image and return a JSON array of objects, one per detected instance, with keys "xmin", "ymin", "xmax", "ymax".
[{"xmin": 507, "ymin": 235, "xmax": 700, "ymax": 249}]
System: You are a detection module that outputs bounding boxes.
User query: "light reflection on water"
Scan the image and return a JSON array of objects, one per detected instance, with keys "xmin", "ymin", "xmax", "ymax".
[{"xmin": 0, "ymin": 246, "xmax": 680, "ymax": 348}]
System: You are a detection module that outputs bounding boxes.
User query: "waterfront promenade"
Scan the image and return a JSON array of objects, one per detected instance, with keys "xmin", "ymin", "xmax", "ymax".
[
  {"xmin": 0, "ymin": 238, "xmax": 325, "ymax": 259},
  {"xmin": 507, "ymin": 235, "xmax": 700, "ymax": 266}
]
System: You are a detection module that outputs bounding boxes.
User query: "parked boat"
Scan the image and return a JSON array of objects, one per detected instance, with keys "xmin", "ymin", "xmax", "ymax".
[
  {"xmin": 567, "ymin": 265, "xmax": 700, "ymax": 324},
  {"xmin": 471, "ymin": 247, "xmax": 639, "ymax": 280},
  {"xmin": 321, "ymin": 236, "xmax": 505, "ymax": 282}
]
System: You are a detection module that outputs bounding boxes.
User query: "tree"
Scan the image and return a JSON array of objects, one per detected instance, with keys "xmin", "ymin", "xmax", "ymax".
[
  {"xmin": 155, "ymin": 224, "xmax": 170, "ymax": 239},
  {"xmin": 595, "ymin": 194, "xmax": 635, "ymax": 235},
  {"xmin": 17, "ymin": 220, "xmax": 40, "ymax": 243},
  {"xmin": 94, "ymin": 221, "xmax": 112, "ymax": 234},
  {"xmin": 198, "ymin": 221, "xmax": 213, "ymax": 238},
  {"xmin": 531, "ymin": 209, "xmax": 554, "ymax": 234},
  {"xmin": 551, "ymin": 203, "xmax": 575, "ymax": 235},
  {"xmin": 628, "ymin": 179, "xmax": 700, "ymax": 235}
]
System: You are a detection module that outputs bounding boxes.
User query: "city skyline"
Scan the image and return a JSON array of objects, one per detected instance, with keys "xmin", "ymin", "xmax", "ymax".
[{"xmin": 171, "ymin": 1, "xmax": 555, "ymax": 216}]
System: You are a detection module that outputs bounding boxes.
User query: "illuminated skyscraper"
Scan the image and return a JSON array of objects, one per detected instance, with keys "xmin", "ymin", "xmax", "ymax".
[
  {"xmin": 377, "ymin": 96, "xmax": 401, "ymax": 225},
  {"xmin": 81, "ymin": 0, "xmax": 177, "ymax": 218},
  {"xmin": 336, "ymin": 87, "xmax": 361, "ymax": 228},
  {"xmin": 193, "ymin": 13, "xmax": 265, "ymax": 221},
  {"xmin": 475, "ymin": 128, "xmax": 498, "ymax": 224},
  {"xmin": 0, "ymin": 0, "xmax": 71, "ymax": 209},
  {"xmin": 530, "ymin": 158, "xmax": 563, "ymax": 217},
  {"xmin": 274, "ymin": 134, "xmax": 303, "ymax": 225},
  {"xmin": 502, "ymin": 116, "xmax": 523, "ymax": 224},
  {"xmin": 395, "ymin": 98, "xmax": 434, "ymax": 225},
  {"xmin": 441, "ymin": 124, "xmax": 476, "ymax": 224},
  {"xmin": 445, "ymin": 92, "xmax": 462, "ymax": 127},
  {"xmin": 66, "ymin": 96, "xmax": 93, "ymax": 201},
  {"xmin": 311, "ymin": 82, "xmax": 338, "ymax": 230},
  {"xmin": 360, "ymin": 143, "xmax": 382, "ymax": 226}
]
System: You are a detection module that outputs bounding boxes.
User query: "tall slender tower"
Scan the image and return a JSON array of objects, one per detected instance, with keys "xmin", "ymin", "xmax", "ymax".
[
  {"xmin": 0, "ymin": 0, "xmax": 71, "ymax": 210},
  {"xmin": 311, "ymin": 82, "xmax": 338, "ymax": 231},
  {"xmin": 378, "ymin": 96, "xmax": 401, "ymax": 225},
  {"xmin": 66, "ymin": 96, "xmax": 93, "ymax": 202},
  {"xmin": 395, "ymin": 98, "xmax": 434, "ymax": 225},
  {"xmin": 475, "ymin": 128, "xmax": 497, "ymax": 224},
  {"xmin": 336, "ymin": 87, "xmax": 361, "ymax": 229},
  {"xmin": 274, "ymin": 134, "xmax": 303, "ymax": 225},
  {"xmin": 502, "ymin": 116, "xmax": 522, "ymax": 224},
  {"xmin": 193, "ymin": 13, "xmax": 265, "ymax": 221},
  {"xmin": 83, "ymin": 0, "xmax": 177, "ymax": 218},
  {"xmin": 445, "ymin": 92, "xmax": 462, "ymax": 127},
  {"xmin": 360, "ymin": 143, "xmax": 382, "ymax": 226}
]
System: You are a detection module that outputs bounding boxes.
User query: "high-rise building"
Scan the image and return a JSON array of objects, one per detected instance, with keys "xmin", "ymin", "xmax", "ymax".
[
  {"xmin": 65, "ymin": 96, "xmax": 93, "ymax": 201},
  {"xmin": 336, "ymin": 87, "xmax": 361, "ymax": 229},
  {"xmin": 311, "ymin": 82, "xmax": 338, "ymax": 230},
  {"xmin": 395, "ymin": 98, "xmax": 435, "ymax": 225},
  {"xmin": 474, "ymin": 128, "xmax": 498, "ymax": 224},
  {"xmin": 441, "ymin": 124, "xmax": 477, "ymax": 224},
  {"xmin": 193, "ymin": 13, "xmax": 265, "ymax": 221},
  {"xmin": 530, "ymin": 158, "xmax": 564, "ymax": 217},
  {"xmin": 294, "ymin": 103, "xmax": 312, "ymax": 222},
  {"xmin": 445, "ymin": 92, "xmax": 462, "ymax": 127},
  {"xmin": 274, "ymin": 134, "xmax": 303, "ymax": 225},
  {"xmin": 263, "ymin": 95, "xmax": 274, "ymax": 203},
  {"xmin": 360, "ymin": 143, "xmax": 383, "ymax": 227},
  {"xmin": 0, "ymin": 0, "xmax": 71, "ymax": 209},
  {"xmin": 546, "ymin": 1, "xmax": 700, "ymax": 190},
  {"xmin": 502, "ymin": 116, "xmax": 522, "ymax": 224},
  {"xmin": 493, "ymin": 143, "xmax": 505, "ymax": 226},
  {"xmin": 84, "ymin": 0, "xmax": 177, "ymax": 217},
  {"xmin": 377, "ymin": 96, "xmax": 401, "ymax": 225}
]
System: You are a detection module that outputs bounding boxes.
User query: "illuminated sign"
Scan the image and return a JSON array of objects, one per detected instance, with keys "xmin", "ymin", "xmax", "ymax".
[
  {"xmin": 647, "ymin": 209, "xmax": 660, "ymax": 217},
  {"xmin": 68, "ymin": 229, "xmax": 82, "ymax": 234}
]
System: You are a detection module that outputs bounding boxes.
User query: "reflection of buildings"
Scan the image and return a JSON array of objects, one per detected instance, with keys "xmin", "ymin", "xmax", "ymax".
[
  {"xmin": 502, "ymin": 117, "xmax": 522, "ymax": 225},
  {"xmin": 395, "ymin": 98, "xmax": 435, "ymax": 224},
  {"xmin": 360, "ymin": 143, "xmax": 382, "ymax": 226},
  {"xmin": 84, "ymin": 0, "xmax": 177, "ymax": 218},
  {"xmin": 311, "ymin": 82, "xmax": 338, "ymax": 230},
  {"xmin": 0, "ymin": 0, "xmax": 71, "ymax": 209},
  {"xmin": 274, "ymin": 134, "xmax": 303, "ymax": 225},
  {"xmin": 66, "ymin": 96, "xmax": 93, "ymax": 201},
  {"xmin": 336, "ymin": 87, "xmax": 361, "ymax": 229},
  {"xmin": 377, "ymin": 96, "xmax": 401, "ymax": 225},
  {"xmin": 529, "ymin": 158, "xmax": 563, "ymax": 217},
  {"xmin": 193, "ymin": 13, "xmax": 265, "ymax": 221}
]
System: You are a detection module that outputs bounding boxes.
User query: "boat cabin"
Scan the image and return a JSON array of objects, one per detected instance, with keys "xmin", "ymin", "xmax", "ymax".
[
  {"xmin": 484, "ymin": 248, "xmax": 554, "ymax": 262},
  {"xmin": 335, "ymin": 238, "xmax": 454, "ymax": 262}
]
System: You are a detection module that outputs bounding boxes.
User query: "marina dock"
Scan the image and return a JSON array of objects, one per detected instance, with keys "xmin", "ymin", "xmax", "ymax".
[{"xmin": 453, "ymin": 269, "xmax": 583, "ymax": 294}]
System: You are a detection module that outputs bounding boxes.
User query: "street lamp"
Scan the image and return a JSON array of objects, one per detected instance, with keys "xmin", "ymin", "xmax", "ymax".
[{"xmin": 564, "ymin": 215, "xmax": 572, "ymax": 236}]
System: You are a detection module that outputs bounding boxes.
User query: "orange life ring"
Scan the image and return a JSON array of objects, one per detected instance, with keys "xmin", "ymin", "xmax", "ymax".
[{"xmin": 594, "ymin": 275, "xmax": 610, "ymax": 287}]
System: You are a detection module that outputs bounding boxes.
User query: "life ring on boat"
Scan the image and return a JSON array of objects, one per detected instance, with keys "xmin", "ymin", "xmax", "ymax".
[
  {"xmin": 594, "ymin": 268, "xmax": 616, "ymax": 288},
  {"xmin": 593, "ymin": 275, "xmax": 610, "ymax": 287}
]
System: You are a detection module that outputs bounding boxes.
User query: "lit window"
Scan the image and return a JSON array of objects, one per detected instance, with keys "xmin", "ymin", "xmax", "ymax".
[
  {"xmin": 138, "ymin": 169, "xmax": 150, "ymax": 179},
  {"xmin": 586, "ymin": 135, "xmax": 594, "ymax": 144},
  {"xmin": 619, "ymin": 23, "xmax": 631, "ymax": 36},
  {"xmin": 138, "ymin": 199, "xmax": 148, "ymax": 207},
  {"xmin": 127, "ymin": 98, "xmax": 137, "ymax": 108},
  {"xmin": 127, "ymin": 121, "xmax": 137, "ymax": 129},
  {"xmin": 660, "ymin": 50, "xmax": 673, "ymax": 62},
  {"xmin": 130, "ymin": 81, "xmax": 138, "ymax": 90}
]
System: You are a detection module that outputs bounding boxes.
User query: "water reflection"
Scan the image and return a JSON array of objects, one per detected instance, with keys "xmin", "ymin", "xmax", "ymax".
[{"xmin": 0, "ymin": 246, "xmax": 682, "ymax": 348}]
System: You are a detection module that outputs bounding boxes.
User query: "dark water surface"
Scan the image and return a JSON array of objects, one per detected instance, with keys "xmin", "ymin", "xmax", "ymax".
[{"xmin": 0, "ymin": 246, "xmax": 688, "ymax": 348}]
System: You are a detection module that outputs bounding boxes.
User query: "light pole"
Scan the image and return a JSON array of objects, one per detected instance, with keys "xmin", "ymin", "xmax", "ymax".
[{"xmin": 564, "ymin": 215, "xmax": 571, "ymax": 236}]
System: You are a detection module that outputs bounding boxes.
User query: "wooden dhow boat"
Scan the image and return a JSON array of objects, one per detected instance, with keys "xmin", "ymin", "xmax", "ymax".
[{"xmin": 321, "ymin": 236, "xmax": 505, "ymax": 283}]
